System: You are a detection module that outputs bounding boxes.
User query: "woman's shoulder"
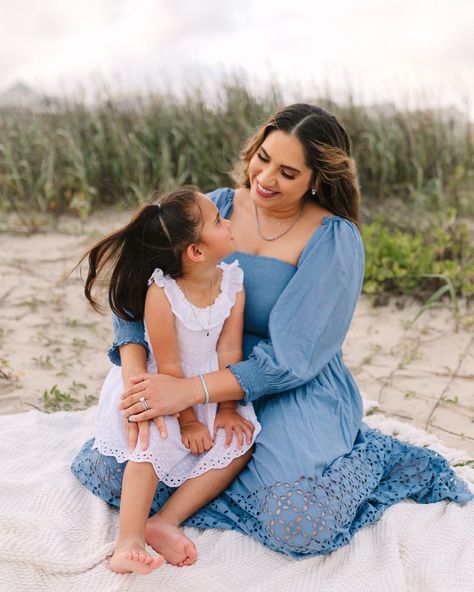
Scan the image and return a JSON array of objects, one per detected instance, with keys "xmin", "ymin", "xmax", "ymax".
[
  {"xmin": 298, "ymin": 215, "xmax": 363, "ymax": 266},
  {"xmin": 206, "ymin": 187, "xmax": 235, "ymax": 213},
  {"xmin": 321, "ymin": 214, "xmax": 360, "ymax": 235}
]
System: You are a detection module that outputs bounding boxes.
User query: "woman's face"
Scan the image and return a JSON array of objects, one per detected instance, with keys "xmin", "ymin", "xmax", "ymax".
[{"xmin": 247, "ymin": 130, "xmax": 313, "ymax": 210}]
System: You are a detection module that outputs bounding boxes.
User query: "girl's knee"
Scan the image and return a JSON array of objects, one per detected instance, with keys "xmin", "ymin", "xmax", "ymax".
[
  {"xmin": 231, "ymin": 447, "xmax": 253, "ymax": 471},
  {"xmin": 241, "ymin": 447, "xmax": 254, "ymax": 463}
]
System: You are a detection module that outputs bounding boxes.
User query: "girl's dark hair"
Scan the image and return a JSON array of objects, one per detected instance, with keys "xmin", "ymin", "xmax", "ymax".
[
  {"xmin": 80, "ymin": 185, "xmax": 201, "ymax": 321},
  {"xmin": 232, "ymin": 103, "xmax": 360, "ymax": 225}
]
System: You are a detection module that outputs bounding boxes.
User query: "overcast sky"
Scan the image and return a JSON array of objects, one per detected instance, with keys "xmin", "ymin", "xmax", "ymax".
[{"xmin": 1, "ymin": 0, "xmax": 473, "ymax": 115}]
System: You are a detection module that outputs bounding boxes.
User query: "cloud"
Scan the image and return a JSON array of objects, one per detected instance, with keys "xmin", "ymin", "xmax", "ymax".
[
  {"xmin": 0, "ymin": 0, "xmax": 133, "ymax": 84},
  {"xmin": 0, "ymin": 0, "xmax": 472, "ymax": 116},
  {"xmin": 0, "ymin": 0, "xmax": 255, "ymax": 90}
]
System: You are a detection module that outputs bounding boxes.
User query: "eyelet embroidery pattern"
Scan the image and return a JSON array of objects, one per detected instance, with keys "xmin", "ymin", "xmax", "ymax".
[
  {"xmin": 71, "ymin": 427, "xmax": 471, "ymax": 557},
  {"xmin": 92, "ymin": 437, "xmax": 256, "ymax": 488}
]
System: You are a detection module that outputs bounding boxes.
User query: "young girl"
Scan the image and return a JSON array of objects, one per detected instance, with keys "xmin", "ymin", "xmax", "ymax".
[{"xmin": 82, "ymin": 186, "xmax": 261, "ymax": 575}]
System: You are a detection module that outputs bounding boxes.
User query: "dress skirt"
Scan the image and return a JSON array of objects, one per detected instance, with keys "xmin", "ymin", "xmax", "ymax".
[{"xmin": 72, "ymin": 383, "xmax": 472, "ymax": 557}]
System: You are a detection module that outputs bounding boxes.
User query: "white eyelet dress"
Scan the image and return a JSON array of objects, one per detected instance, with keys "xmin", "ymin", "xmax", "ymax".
[{"xmin": 93, "ymin": 261, "xmax": 261, "ymax": 487}]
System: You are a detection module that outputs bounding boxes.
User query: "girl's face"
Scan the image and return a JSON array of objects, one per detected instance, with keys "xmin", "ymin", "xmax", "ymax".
[
  {"xmin": 248, "ymin": 130, "xmax": 313, "ymax": 211},
  {"xmin": 197, "ymin": 194, "xmax": 235, "ymax": 262}
]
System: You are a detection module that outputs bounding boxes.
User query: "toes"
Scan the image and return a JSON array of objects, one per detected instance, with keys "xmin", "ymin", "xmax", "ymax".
[
  {"xmin": 151, "ymin": 555, "xmax": 165, "ymax": 569},
  {"xmin": 182, "ymin": 557, "xmax": 194, "ymax": 566},
  {"xmin": 185, "ymin": 542, "xmax": 197, "ymax": 562}
]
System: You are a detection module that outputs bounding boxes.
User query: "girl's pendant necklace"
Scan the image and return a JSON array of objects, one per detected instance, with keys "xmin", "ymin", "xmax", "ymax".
[{"xmin": 181, "ymin": 274, "xmax": 214, "ymax": 337}]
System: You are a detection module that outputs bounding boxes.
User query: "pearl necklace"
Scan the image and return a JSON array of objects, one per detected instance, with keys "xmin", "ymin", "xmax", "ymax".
[{"xmin": 254, "ymin": 201, "xmax": 305, "ymax": 241}]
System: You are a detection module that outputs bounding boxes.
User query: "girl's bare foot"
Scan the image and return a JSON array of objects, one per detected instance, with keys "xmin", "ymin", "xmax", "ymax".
[
  {"xmin": 110, "ymin": 540, "xmax": 165, "ymax": 575},
  {"xmin": 145, "ymin": 515, "xmax": 197, "ymax": 567}
]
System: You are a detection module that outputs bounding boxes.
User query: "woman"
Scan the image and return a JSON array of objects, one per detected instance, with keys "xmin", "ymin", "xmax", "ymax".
[{"xmin": 72, "ymin": 104, "xmax": 471, "ymax": 562}]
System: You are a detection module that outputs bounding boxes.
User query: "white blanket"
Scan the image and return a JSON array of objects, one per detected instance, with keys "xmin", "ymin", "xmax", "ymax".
[{"xmin": 0, "ymin": 404, "xmax": 473, "ymax": 592}]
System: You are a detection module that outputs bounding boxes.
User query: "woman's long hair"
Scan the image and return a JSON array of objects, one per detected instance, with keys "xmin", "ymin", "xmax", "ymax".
[
  {"xmin": 78, "ymin": 185, "xmax": 201, "ymax": 321},
  {"xmin": 232, "ymin": 104, "xmax": 360, "ymax": 225}
]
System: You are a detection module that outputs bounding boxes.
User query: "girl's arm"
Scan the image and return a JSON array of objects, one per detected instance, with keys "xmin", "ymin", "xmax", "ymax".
[
  {"xmin": 214, "ymin": 289, "xmax": 254, "ymax": 447},
  {"xmin": 146, "ymin": 282, "xmax": 214, "ymax": 454},
  {"xmin": 120, "ymin": 343, "xmax": 147, "ymax": 385},
  {"xmin": 145, "ymin": 283, "xmax": 198, "ymax": 427},
  {"xmin": 216, "ymin": 289, "xmax": 245, "ymax": 410}
]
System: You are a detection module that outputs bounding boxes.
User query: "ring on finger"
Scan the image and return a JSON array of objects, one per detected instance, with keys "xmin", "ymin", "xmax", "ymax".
[{"xmin": 139, "ymin": 396, "xmax": 150, "ymax": 411}]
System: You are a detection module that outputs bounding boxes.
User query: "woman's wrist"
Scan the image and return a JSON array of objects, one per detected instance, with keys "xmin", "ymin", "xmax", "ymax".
[
  {"xmin": 122, "ymin": 369, "xmax": 146, "ymax": 388},
  {"xmin": 191, "ymin": 369, "xmax": 244, "ymax": 405},
  {"xmin": 189, "ymin": 376, "xmax": 207, "ymax": 405}
]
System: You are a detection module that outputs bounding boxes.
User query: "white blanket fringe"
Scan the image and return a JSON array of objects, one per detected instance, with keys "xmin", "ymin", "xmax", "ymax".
[{"xmin": 0, "ymin": 400, "xmax": 473, "ymax": 592}]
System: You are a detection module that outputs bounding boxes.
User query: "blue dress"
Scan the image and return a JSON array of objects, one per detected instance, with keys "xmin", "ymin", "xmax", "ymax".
[{"xmin": 71, "ymin": 187, "xmax": 472, "ymax": 557}]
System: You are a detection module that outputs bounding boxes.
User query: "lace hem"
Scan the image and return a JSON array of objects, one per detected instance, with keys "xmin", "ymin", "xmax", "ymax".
[
  {"xmin": 92, "ymin": 434, "xmax": 253, "ymax": 488},
  {"xmin": 147, "ymin": 261, "xmax": 243, "ymax": 331},
  {"xmin": 73, "ymin": 424, "xmax": 472, "ymax": 558}
]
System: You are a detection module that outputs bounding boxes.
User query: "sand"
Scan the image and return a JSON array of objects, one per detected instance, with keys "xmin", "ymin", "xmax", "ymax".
[{"xmin": 1, "ymin": 211, "xmax": 473, "ymax": 455}]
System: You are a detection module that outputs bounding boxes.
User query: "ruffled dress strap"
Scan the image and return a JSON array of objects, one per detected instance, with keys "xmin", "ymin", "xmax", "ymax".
[
  {"xmin": 147, "ymin": 262, "xmax": 243, "ymax": 331},
  {"xmin": 148, "ymin": 267, "xmax": 170, "ymax": 289},
  {"xmin": 147, "ymin": 268, "xmax": 192, "ymax": 327},
  {"xmin": 216, "ymin": 260, "xmax": 244, "ymax": 320}
]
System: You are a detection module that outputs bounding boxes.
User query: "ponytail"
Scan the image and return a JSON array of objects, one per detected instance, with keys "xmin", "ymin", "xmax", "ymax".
[{"xmin": 78, "ymin": 186, "xmax": 201, "ymax": 320}]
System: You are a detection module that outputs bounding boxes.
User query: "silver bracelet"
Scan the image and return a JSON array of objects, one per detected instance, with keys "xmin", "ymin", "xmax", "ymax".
[{"xmin": 198, "ymin": 374, "xmax": 210, "ymax": 404}]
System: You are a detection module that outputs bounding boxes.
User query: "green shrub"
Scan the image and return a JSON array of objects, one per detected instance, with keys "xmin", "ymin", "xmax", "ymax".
[{"xmin": 361, "ymin": 216, "xmax": 474, "ymax": 298}]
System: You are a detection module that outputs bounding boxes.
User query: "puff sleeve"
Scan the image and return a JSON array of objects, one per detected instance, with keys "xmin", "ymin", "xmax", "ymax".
[
  {"xmin": 107, "ymin": 314, "xmax": 150, "ymax": 366},
  {"xmin": 228, "ymin": 217, "xmax": 365, "ymax": 404}
]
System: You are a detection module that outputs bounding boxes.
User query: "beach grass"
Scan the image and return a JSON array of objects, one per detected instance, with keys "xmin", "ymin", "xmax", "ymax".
[
  {"xmin": 0, "ymin": 78, "xmax": 473, "ymax": 300},
  {"xmin": 1, "ymin": 79, "xmax": 472, "ymax": 218}
]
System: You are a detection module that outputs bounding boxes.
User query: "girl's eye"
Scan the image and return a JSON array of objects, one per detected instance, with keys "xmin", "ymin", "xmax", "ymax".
[
  {"xmin": 257, "ymin": 152, "xmax": 268, "ymax": 162},
  {"xmin": 281, "ymin": 171, "xmax": 296, "ymax": 180}
]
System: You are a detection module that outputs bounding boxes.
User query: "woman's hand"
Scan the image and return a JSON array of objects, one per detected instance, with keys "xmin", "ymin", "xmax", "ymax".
[
  {"xmin": 213, "ymin": 407, "xmax": 255, "ymax": 449},
  {"xmin": 124, "ymin": 416, "xmax": 170, "ymax": 451},
  {"xmin": 120, "ymin": 373, "xmax": 198, "ymax": 422},
  {"xmin": 122, "ymin": 378, "xmax": 170, "ymax": 452}
]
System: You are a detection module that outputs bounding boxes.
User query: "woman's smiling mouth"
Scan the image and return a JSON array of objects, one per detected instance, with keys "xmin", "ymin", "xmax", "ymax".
[{"xmin": 255, "ymin": 179, "xmax": 279, "ymax": 198}]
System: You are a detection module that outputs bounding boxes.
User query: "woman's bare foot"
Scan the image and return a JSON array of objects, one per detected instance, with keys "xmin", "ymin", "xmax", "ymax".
[
  {"xmin": 145, "ymin": 515, "xmax": 197, "ymax": 567},
  {"xmin": 110, "ymin": 539, "xmax": 165, "ymax": 575}
]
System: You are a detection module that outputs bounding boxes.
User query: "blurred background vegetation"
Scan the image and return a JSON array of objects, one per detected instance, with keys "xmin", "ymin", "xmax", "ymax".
[{"xmin": 0, "ymin": 79, "xmax": 473, "ymax": 302}]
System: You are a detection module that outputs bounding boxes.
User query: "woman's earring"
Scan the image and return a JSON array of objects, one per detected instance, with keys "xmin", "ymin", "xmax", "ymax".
[{"xmin": 311, "ymin": 188, "xmax": 316, "ymax": 196}]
